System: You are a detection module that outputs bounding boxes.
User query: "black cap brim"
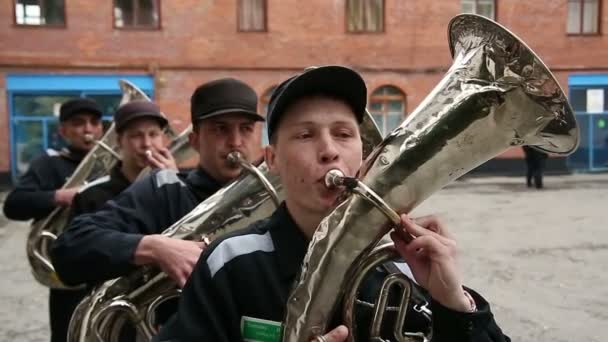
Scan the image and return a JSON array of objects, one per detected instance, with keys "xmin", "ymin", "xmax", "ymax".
[
  {"xmin": 194, "ymin": 108, "xmax": 266, "ymax": 123},
  {"xmin": 267, "ymin": 66, "xmax": 367, "ymax": 139}
]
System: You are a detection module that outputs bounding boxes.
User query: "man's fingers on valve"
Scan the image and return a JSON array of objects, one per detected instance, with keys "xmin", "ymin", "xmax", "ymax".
[
  {"xmin": 158, "ymin": 148, "xmax": 172, "ymax": 159},
  {"xmin": 149, "ymin": 155, "xmax": 168, "ymax": 169},
  {"xmin": 176, "ymin": 276, "xmax": 186, "ymax": 288},
  {"xmin": 403, "ymin": 235, "xmax": 458, "ymax": 261},
  {"xmin": 400, "ymin": 214, "xmax": 453, "ymax": 245},
  {"xmin": 313, "ymin": 325, "xmax": 349, "ymax": 342},
  {"xmin": 156, "ymin": 148, "xmax": 178, "ymax": 169},
  {"xmin": 413, "ymin": 215, "xmax": 454, "ymax": 239},
  {"xmin": 151, "ymin": 149, "xmax": 166, "ymax": 161},
  {"xmin": 412, "ymin": 215, "xmax": 443, "ymax": 232}
]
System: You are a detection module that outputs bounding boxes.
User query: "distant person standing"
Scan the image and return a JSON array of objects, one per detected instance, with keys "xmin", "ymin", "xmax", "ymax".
[{"xmin": 523, "ymin": 145, "xmax": 548, "ymax": 189}]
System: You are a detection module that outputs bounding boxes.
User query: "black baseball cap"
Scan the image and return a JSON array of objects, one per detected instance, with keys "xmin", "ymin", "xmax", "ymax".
[
  {"xmin": 266, "ymin": 66, "xmax": 367, "ymax": 141},
  {"xmin": 114, "ymin": 100, "xmax": 168, "ymax": 133},
  {"xmin": 59, "ymin": 98, "xmax": 103, "ymax": 122},
  {"xmin": 190, "ymin": 78, "xmax": 265, "ymax": 124}
]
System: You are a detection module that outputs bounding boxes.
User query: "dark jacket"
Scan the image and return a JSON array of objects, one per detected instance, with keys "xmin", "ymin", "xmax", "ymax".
[
  {"xmin": 522, "ymin": 146, "xmax": 548, "ymax": 162},
  {"xmin": 68, "ymin": 164, "xmax": 132, "ymax": 222},
  {"xmin": 155, "ymin": 204, "xmax": 510, "ymax": 342},
  {"xmin": 50, "ymin": 167, "xmax": 222, "ymax": 286},
  {"xmin": 3, "ymin": 148, "xmax": 87, "ymax": 221},
  {"xmin": 55, "ymin": 163, "xmax": 131, "ymax": 286}
]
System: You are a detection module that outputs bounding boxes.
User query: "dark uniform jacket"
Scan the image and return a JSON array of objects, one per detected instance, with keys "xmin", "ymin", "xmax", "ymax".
[
  {"xmin": 50, "ymin": 167, "xmax": 222, "ymax": 286},
  {"xmin": 3, "ymin": 147, "xmax": 89, "ymax": 342},
  {"xmin": 53, "ymin": 163, "xmax": 132, "ymax": 288},
  {"xmin": 3, "ymin": 147, "xmax": 87, "ymax": 221},
  {"xmin": 51, "ymin": 164, "xmax": 133, "ymax": 342},
  {"xmin": 155, "ymin": 203, "xmax": 511, "ymax": 342},
  {"xmin": 68, "ymin": 163, "xmax": 132, "ymax": 221}
]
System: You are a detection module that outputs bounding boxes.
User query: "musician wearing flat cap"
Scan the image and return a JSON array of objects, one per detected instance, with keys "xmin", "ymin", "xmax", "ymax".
[
  {"xmin": 45, "ymin": 100, "xmax": 174, "ymax": 342},
  {"xmin": 3, "ymin": 98, "xmax": 104, "ymax": 342},
  {"xmin": 62, "ymin": 100, "xmax": 175, "ymax": 220},
  {"xmin": 155, "ymin": 66, "xmax": 510, "ymax": 342},
  {"xmin": 50, "ymin": 78, "xmax": 265, "ymax": 335}
]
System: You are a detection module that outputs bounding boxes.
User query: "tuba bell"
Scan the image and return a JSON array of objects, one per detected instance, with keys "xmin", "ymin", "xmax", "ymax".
[
  {"xmin": 282, "ymin": 14, "xmax": 578, "ymax": 341},
  {"xmin": 26, "ymin": 80, "xmax": 152, "ymax": 289},
  {"xmin": 68, "ymin": 110, "xmax": 383, "ymax": 342}
]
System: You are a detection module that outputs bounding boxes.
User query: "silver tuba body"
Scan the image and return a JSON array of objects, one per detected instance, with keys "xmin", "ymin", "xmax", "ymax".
[
  {"xmin": 282, "ymin": 14, "xmax": 578, "ymax": 341},
  {"xmin": 26, "ymin": 80, "xmax": 151, "ymax": 289}
]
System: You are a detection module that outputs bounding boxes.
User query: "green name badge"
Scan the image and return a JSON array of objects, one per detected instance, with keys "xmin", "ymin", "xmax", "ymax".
[{"xmin": 241, "ymin": 316, "xmax": 283, "ymax": 342}]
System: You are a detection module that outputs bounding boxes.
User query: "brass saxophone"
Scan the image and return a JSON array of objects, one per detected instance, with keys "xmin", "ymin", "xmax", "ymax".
[
  {"xmin": 26, "ymin": 80, "xmax": 153, "ymax": 289},
  {"xmin": 282, "ymin": 14, "xmax": 579, "ymax": 341}
]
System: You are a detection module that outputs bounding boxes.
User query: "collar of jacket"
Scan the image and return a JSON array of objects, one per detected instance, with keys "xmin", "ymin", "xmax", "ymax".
[
  {"xmin": 268, "ymin": 203, "xmax": 310, "ymax": 280},
  {"xmin": 184, "ymin": 167, "xmax": 224, "ymax": 201},
  {"xmin": 60, "ymin": 146, "xmax": 89, "ymax": 162},
  {"xmin": 109, "ymin": 162, "xmax": 132, "ymax": 193}
]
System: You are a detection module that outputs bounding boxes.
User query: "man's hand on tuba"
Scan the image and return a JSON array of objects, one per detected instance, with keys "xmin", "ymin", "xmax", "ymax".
[
  {"xmin": 134, "ymin": 235, "xmax": 207, "ymax": 288},
  {"xmin": 53, "ymin": 187, "xmax": 80, "ymax": 207},
  {"xmin": 311, "ymin": 325, "xmax": 349, "ymax": 342},
  {"xmin": 390, "ymin": 214, "xmax": 474, "ymax": 313}
]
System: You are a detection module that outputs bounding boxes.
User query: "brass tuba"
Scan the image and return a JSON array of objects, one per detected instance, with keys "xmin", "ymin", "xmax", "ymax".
[
  {"xmin": 68, "ymin": 111, "xmax": 383, "ymax": 342},
  {"xmin": 69, "ymin": 155, "xmax": 284, "ymax": 342},
  {"xmin": 26, "ymin": 80, "xmax": 151, "ymax": 289},
  {"xmin": 282, "ymin": 14, "xmax": 579, "ymax": 341}
]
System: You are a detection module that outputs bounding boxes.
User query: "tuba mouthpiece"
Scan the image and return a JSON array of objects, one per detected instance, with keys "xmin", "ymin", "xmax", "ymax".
[
  {"xmin": 324, "ymin": 169, "xmax": 345, "ymax": 189},
  {"xmin": 227, "ymin": 151, "xmax": 243, "ymax": 166}
]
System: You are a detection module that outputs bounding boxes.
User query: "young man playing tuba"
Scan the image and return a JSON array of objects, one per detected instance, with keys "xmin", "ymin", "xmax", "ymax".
[
  {"xmin": 155, "ymin": 66, "xmax": 510, "ymax": 342},
  {"xmin": 48, "ymin": 100, "xmax": 176, "ymax": 342}
]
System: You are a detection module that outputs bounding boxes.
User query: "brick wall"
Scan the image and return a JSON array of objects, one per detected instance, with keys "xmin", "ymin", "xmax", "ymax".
[
  {"xmin": 0, "ymin": 72, "xmax": 7, "ymax": 173},
  {"xmin": 1, "ymin": 0, "xmax": 603, "ymax": 175}
]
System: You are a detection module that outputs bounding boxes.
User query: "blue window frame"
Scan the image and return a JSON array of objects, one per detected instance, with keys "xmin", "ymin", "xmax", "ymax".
[
  {"xmin": 568, "ymin": 74, "xmax": 608, "ymax": 172},
  {"xmin": 6, "ymin": 74, "xmax": 154, "ymax": 181}
]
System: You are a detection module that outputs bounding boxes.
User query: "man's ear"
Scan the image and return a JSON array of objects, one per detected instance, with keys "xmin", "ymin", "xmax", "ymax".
[
  {"xmin": 188, "ymin": 128, "xmax": 198, "ymax": 150},
  {"xmin": 264, "ymin": 144, "xmax": 279, "ymax": 175},
  {"xmin": 116, "ymin": 133, "xmax": 124, "ymax": 150},
  {"xmin": 58, "ymin": 124, "xmax": 67, "ymax": 139}
]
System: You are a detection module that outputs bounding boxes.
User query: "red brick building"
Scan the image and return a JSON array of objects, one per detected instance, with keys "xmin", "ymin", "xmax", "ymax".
[{"xmin": 1, "ymin": 0, "xmax": 606, "ymax": 183}]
